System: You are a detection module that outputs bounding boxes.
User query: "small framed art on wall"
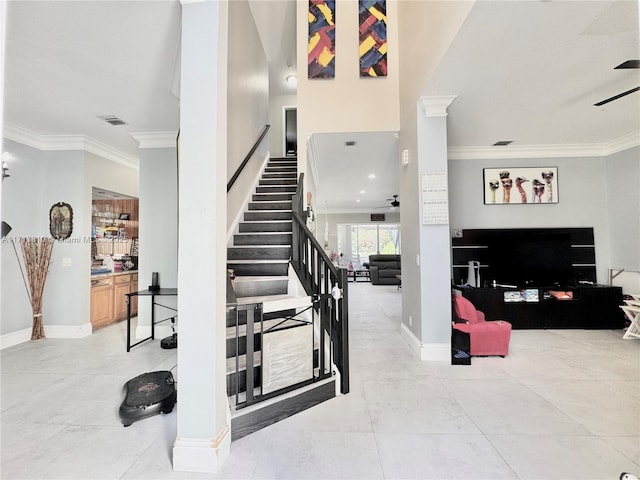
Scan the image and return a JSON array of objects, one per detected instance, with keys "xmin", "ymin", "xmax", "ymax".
[{"xmin": 483, "ymin": 167, "xmax": 558, "ymax": 205}]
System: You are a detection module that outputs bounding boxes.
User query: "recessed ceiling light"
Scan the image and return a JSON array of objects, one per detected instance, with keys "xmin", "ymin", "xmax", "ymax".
[
  {"xmin": 356, "ymin": 199, "xmax": 361, "ymax": 203},
  {"xmin": 286, "ymin": 74, "xmax": 297, "ymax": 86},
  {"xmin": 360, "ymin": 190, "xmax": 366, "ymax": 194},
  {"xmin": 368, "ymin": 173, "xmax": 375, "ymax": 179},
  {"xmin": 493, "ymin": 140, "xmax": 513, "ymax": 146}
]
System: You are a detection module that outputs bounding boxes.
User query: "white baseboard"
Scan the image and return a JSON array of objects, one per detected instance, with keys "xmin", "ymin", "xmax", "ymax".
[
  {"xmin": 1, "ymin": 323, "xmax": 93, "ymax": 350},
  {"xmin": 400, "ymin": 322, "xmax": 450, "ymax": 362},
  {"xmin": 45, "ymin": 323, "xmax": 93, "ymax": 339},
  {"xmin": 173, "ymin": 428, "xmax": 231, "ymax": 473},
  {"xmin": 1, "ymin": 328, "xmax": 31, "ymax": 349}
]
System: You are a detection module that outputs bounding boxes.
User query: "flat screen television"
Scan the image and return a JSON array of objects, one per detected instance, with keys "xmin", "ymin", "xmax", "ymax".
[{"xmin": 487, "ymin": 230, "xmax": 573, "ymax": 288}]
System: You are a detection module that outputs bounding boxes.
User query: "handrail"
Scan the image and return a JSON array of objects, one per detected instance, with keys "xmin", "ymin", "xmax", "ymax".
[
  {"xmin": 227, "ymin": 124, "xmax": 271, "ymax": 193},
  {"xmin": 290, "ymin": 173, "xmax": 349, "ymax": 394}
]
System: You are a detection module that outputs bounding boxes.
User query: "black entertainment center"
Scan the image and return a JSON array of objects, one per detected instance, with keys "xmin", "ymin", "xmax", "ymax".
[{"xmin": 452, "ymin": 228, "xmax": 624, "ymax": 330}]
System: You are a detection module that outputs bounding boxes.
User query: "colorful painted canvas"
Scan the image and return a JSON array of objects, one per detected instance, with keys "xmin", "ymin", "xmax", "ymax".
[
  {"xmin": 308, "ymin": 0, "xmax": 336, "ymax": 79},
  {"xmin": 359, "ymin": 0, "xmax": 387, "ymax": 77}
]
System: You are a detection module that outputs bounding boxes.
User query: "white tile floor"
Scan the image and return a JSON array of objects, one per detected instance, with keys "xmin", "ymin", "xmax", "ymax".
[{"xmin": 2, "ymin": 283, "xmax": 639, "ymax": 479}]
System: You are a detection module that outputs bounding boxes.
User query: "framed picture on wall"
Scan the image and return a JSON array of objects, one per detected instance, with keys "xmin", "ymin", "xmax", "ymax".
[
  {"xmin": 49, "ymin": 202, "xmax": 73, "ymax": 240},
  {"xmin": 483, "ymin": 167, "xmax": 558, "ymax": 205}
]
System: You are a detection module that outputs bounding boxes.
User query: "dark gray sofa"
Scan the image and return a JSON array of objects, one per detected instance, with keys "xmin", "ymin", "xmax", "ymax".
[{"xmin": 368, "ymin": 254, "xmax": 401, "ymax": 285}]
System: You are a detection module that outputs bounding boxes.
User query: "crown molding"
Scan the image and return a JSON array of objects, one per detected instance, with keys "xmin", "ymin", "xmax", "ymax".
[
  {"xmin": 448, "ymin": 131, "xmax": 640, "ymax": 160},
  {"xmin": 130, "ymin": 131, "xmax": 179, "ymax": 149},
  {"xmin": 2, "ymin": 123, "xmax": 138, "ymax": 168},
  {"xmin": 602, "ymin": 130, "xmax": 640, "ymax": 156},
  {"xmin": 419, "ymin": 96, "xmax": 457, "ymax": 117}
]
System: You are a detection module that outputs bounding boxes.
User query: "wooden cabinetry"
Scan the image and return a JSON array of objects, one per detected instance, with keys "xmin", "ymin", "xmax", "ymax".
[
  {"xmin": 90, "ymin": 272, "xmax": 138, "ymax": 330},
  {"xmin": 92, "ymin": 198, "xmax": 139, "ymax": 240},
  {"xmin": 114, "ymin": 275, "xmax": 132, "ymax": 321},
  {"xmin": 91, "ymin": 277, "xmax": 114, "ymax": 330}
]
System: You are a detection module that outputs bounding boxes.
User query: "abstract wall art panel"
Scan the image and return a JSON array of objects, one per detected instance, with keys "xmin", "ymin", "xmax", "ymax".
[
  {"xmin": 308, "ymin": 0, "xmax": 336, "ymax": 79},
  {"xmin": 483, "ymin": 167, "xmax": 559, "ymax": 205},
  {"xmin": 359, "ymin": 0, "xmax": 387, "ymax": 77}
]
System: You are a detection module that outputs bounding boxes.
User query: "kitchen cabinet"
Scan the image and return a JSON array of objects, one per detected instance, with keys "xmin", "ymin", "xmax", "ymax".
[
  {"xmin": 90, "ymin": 277, "xmax": 114, "ymax": 330},
  {"xmin": 90, "ymin": 272, "xmax": 138, "ymax": 330}
]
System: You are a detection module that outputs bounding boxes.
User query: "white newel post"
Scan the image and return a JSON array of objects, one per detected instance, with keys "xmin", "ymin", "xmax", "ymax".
[
  {"xmin": 416, "ymin": 96, "xmax": 456, "ymax": 361},
  {"xmin": 173, "ymin": 0, "xmax": 231, "ymax": 473}
]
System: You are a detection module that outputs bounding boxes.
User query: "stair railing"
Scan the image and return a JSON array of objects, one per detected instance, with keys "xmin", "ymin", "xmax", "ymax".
[
  {"xmin": 290, "ymin": 173, "xmax": 350, "ymax": 394},
  {"xmin": 227, "ymin": 157, "xmax": 331, "ymax": 410},
  {"xmin": 227, "ymin": 124, "xmax": 271, "ymax": 193}
]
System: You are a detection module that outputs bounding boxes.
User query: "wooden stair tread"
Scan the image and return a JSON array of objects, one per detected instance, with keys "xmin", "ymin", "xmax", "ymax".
[
  {"xmin": 225, "ymin": 317, "xmax": 308, "ymax": 339},
  {"xmin": 229, "ymin": 376, "xmax": 334, "ymax": 412},
  {"xmin": 237, "ymin": 294, "xmax": 312, "ymax": 313},
  {"xmin": 230, "ymin": 245, "xmax": 291, "ymax": 249},
  {"xmin": 228, "ymin": 259, "xmax": 289, "ymax": 264},
  {"xmin": 234, "ymin": 232, "xmax": 292, "ymax": 235},
  {"xmin": 233, "ymin": 275, "xmax": 289, "ymax": 282},
  {"xmin": 227, "ymin": 351, "xmax": 261, "ymax": 374},
  {"xmin": 240, "ymin": 220, "xmax": 292, "ymax": 223}
]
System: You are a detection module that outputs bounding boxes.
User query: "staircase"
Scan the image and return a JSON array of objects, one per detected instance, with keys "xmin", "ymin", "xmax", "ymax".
[{"xmin": 226, "ymin": 156, "xmax": 336, "ymax": 440}]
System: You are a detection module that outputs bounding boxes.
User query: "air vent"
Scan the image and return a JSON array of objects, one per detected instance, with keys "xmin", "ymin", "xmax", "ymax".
[
  {"xmin": 345, "ymin": 140, "xmax": 357, "ymax": 147},
  {"xmin": 97, "ymin": 115, "xmax": 128, "ymax": 126},
  {"xmin": 493, "ymin": 140, "xmax": 513, "ymax": 146}
]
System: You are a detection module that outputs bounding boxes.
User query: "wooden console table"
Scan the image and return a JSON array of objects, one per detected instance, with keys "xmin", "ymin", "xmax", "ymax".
[{"xmin": 125, "ymin": 288, "xmax": 177, "ymax": 352}]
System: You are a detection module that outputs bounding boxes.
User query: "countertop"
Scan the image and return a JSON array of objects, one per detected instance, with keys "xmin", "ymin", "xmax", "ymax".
[{"xmin": 91, "ymin": 269, "xmax": 138, "ymax": 279}]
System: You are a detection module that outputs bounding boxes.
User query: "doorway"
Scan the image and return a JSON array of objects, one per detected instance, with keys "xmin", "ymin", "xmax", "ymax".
[{"xmin": 283, "ymin": 106, "xmax": 297, "ymax": 157}]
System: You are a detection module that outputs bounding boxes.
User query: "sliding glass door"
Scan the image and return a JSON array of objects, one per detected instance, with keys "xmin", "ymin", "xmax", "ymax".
[{"xmin": 337, "ymin": 223, "xmax": 400, "ymax": 267}]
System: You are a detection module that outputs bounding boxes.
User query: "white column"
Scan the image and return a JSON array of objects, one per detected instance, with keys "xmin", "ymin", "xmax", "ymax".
[
  {"xmin": 415, "ymin": 95, "xmax": 456, "ymax": 361},
  {"xmin": 173, "ymin": 0, "xmax": 230, "ymax": 473}
]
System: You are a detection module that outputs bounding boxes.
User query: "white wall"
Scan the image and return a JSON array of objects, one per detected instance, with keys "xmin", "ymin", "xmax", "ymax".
[
  {"xmin": 448, "ymin": 155, "xmax": 614, "ymax": 283},
  {"xmin": 295, "ymin": 0, "xmax": 401, "ymax": 189},
  {"xmin": 226, "ymin": 0, "xmax": 270, "ymax": 232},
  {"xmin": 174, "ymin": 0, "xmax": 230, "ymax": 472}
]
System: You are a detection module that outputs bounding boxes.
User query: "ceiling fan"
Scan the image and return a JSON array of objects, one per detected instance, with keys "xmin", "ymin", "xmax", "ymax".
[
  {"xmin": 594, "ymin": 60, "xmax": 640, "ymax": 106},
  {"xmin": 375, "ymin": 195, "xmax": 400, "ymax": 210}
]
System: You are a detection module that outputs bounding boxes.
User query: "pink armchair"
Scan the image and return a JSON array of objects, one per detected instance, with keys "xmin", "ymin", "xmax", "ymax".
[{"xmin": 452, "ymin": 293, "xmax": 512, "ymax": 357}]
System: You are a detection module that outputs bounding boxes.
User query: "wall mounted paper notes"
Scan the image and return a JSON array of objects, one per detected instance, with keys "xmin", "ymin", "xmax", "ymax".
[{"xmin": 421, "ymin": 172, "xmax": 449, "ymax": 225}]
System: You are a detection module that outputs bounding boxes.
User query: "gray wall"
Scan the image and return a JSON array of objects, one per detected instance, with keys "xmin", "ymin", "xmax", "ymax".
[
  {"xmin": 137, "ymin": 147, "xmax": 178, "ymax": 325},
  {"xmin": 1, "ymin": 141, "xmax": 85, "ymax": 335},
  {"xmin": 1, "ymin": 139, "xmax": 138, "ymax": 338},
  {"xmin": 448, "ymin": 150, "xmax": 638, "ymax": 284},
  {"xmin": 605, "ymin": 146, "xmax": 640, "ymax": 271}
]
